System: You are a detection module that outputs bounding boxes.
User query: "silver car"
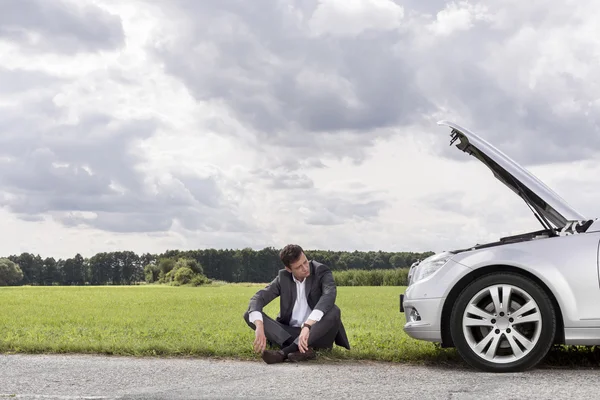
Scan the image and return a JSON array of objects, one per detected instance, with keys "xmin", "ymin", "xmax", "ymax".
[{"xmin": 400, "ymin": 121, "xmax": 600, "ymax": 372}]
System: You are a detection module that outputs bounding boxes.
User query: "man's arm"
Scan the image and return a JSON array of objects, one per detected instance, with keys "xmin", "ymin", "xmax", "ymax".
[
  {"xmin": 313, "ymin": 267, "xmax": 337, "ymax": 315},
  {"xmin": 247, "ymin": 274, "xmax": 281, "ymax": 324},
  {"xmin": 303, "ymin": 266, "xmax": 336, "ymax": 326},
  {"xmin": 248, "ymin": 275, "xmax": 281, "ymax": 353},
  {"xmin": 298, "ymin": 266, "xmax": 336, "ymax": 352}
]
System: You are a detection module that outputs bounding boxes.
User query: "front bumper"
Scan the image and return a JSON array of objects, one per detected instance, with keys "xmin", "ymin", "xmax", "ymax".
[
  {"xmin": 400, "ymin": 258, "xmax": 472, "ymax": 343},
  {"xmin": 401, "ymin": 296, "xmax": 444, "ymax": 342}
]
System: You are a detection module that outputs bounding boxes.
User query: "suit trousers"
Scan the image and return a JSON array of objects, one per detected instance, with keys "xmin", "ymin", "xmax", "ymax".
[{"xmin": 243, "ymin": 305, "xmax": 342, "ymax": 350}]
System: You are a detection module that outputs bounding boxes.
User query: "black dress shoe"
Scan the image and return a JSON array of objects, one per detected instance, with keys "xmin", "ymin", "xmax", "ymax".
[
  {"xmin": 287, "ymin": 349, "xmax": 316, "ymax": 362},
  {"xmin": 261, "ymin": 349, "xmax": 286, "ymax": 364}
]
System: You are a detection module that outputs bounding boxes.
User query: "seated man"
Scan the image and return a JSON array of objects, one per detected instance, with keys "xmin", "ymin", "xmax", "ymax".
[{"xmin": 243, "ymin": 244, "xmax": 350, "ymax": 364}]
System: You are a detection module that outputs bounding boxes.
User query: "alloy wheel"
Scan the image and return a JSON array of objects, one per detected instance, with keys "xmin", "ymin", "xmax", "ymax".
[{"xmin": 462, "ymin": 284, "xmax": 542, "ymax": 364}]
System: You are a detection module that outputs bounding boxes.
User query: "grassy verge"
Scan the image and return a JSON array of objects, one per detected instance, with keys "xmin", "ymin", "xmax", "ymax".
[
  {"xmin": 0, "ymin": 285, "xmax": 598, "ymax": 368},
  {"xmin": 0, "ymin": 285, "xmax": 454, "ymax": 363}
]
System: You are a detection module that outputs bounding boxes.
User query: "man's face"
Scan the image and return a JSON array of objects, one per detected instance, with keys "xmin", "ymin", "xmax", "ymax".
[{"xmin": 286, "ymin": 252, "xmax": 310, "ymax": 281}]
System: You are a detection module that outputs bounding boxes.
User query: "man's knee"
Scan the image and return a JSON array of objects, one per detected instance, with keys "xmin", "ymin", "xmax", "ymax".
[{"xmin": 324, "ymin": 305, "xmax": 341, "ymax": 322}]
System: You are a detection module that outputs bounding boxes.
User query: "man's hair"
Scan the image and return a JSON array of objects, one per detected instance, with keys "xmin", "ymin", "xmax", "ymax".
[{"xmin": 279, "ymin": 244, "xmax": 304, "ymax": 267}]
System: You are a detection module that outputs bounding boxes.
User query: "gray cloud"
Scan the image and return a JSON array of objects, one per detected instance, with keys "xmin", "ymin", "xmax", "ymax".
[
  {"xmin": 415, "ymin": 2, "xmax": 600, "ymax": 165},
  {"xmin": 150, "ymin": 0, "xmax": 600, "ymax": 168},
  {"xmin": 59, "ymin": 211, "xmax": 172, "ymax": 233},
  {"xmin": 423, "ymin": 191, "xmax": 471, "ymax": 217},
  {"xmin": 0, "ymin": 93, "xmax": 248, "ymax": 234},
  {"xmin": 253, "ymin": 169, "xmax": 315, "ymax": 190},
  {"xmin": 14, "ymin": 214, "xmax": 45, "ymax": 223},
  {"xmin": 399, "ymin": 0, "xmax": 450, "ymax": 13},
  {"xmin": 430, "ymin": 64, "xmax": 600, "ymax": 166},
  {"xmin": 301, "ymin": 189, "xmax": 390, "ymax": 226},
  {"xmin": 0, "ymin": 67, "xmax": 66, "ymax": 94},
  {"xmin": 0, "ymin": 0, "xmax": 124, "ymax": 53},
  {"xmin": 149, "ymin": 0, "xmax": 434, "ymax": 160},
  {"xmin": 175, "ymin": 174, "xmax": 222, "ymax": 209},
  {"xmin": 421, "ymin": 188, "xmax": 539, "ymax": 237},
  {"xmin": 3, "ymin": 0, "xmax": 599, "ymax": 245}
]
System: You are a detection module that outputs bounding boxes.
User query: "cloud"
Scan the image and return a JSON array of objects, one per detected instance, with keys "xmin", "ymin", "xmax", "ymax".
[
  {"xmin": 148, "ymin": 0, "xmax": 435, "ymax": 162},
  {"xmin": 426, "ymin": 1, "xmax": 491, "ymax": 36},
  {"xmin": 309, "ymin": 0, "xmax": 405, "ymax": 37},
  {"xmin": 254, "ymin": 169, "xmax": 315, "ymax": 190},
  {"xmin": 0, "ymin": 0, "xmax": 125, "ymax": 53},
  {"xmin": 0, "ymin": 67, "xmax": 66, "ymax": 94},
  {"xmin": 299, "ymin": 188, "xmax": 390, "ymax": 226},
  {"xmin": 2, "ymin": 0, "xmax": 600, "ymax": 260},
  {"xmin": 423, "ymin": 191, "xmax": 471, "ymax": 217},
  {"xmin": 148, "ymin": 0, "xmax": 600, "ymax": 171},
  {"xmin": 0, "ymin": 97, "xmax": 248, "ymax": 234},
  {"xmin": 414, "ymin": 1, "xmax": 600, "ymax": 165}
]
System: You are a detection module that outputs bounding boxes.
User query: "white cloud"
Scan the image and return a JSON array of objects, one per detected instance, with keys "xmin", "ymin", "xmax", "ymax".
[
  {"xmin": 309, "ymin": 0, "xmax": 404, "ymax": 37},
  {"xmin": 0, "ymin": 0, "xmax": 599, "ymax": 261},
  {"xmin": 426, "ymin": 1, "xmax": 491, "ymax": 36}
]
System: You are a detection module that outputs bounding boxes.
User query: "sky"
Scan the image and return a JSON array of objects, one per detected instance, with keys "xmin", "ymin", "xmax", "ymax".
[{"xmin": 1, "ymin": 0, "xmax": 600, "ymax": 260}]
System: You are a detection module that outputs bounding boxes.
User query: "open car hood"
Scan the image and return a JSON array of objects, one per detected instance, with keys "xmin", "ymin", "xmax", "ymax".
[{"xmin": 438, "ymin": 121, "xmax": 587, "ymax": 230}]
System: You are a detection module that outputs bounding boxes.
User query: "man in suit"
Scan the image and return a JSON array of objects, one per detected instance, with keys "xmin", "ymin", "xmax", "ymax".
[{"xmin": 243, "ymin": 244, "xmax": 350, "ymax": 364}]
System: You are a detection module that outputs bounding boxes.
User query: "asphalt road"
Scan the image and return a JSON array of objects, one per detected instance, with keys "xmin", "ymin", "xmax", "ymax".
[{"xmin": 1, "ymin": 354, "xmax": 599, "ymax": 399}]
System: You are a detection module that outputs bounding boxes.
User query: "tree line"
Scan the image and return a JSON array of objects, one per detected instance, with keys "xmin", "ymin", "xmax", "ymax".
[{"xmin": 0, "ymin": 247, "xmax": 434, "ymax": 286}]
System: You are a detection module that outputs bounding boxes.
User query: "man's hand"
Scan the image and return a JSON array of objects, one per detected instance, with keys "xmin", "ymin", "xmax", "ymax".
[
  {"xmin": 253, "ymin": 321, "xmax": 267, "ymax": 353},
  {"xmin": 299, "ymin": 320, "xmax": 315, "ymax": 353}
]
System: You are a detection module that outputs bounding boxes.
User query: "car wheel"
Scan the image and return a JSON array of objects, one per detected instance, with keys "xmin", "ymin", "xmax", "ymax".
[{"xmin": 449, "ymin": 272, "xmax": 556, "ymax": 372}]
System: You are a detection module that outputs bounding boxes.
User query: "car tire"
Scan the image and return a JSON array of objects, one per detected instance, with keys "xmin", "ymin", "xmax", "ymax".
[{"xmin": 449, "ymin": 272, "xmax": 556, "ymax": 373}]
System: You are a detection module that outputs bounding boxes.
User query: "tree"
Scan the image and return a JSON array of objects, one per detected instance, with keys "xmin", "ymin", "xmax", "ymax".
[
  {"xmin": 42, "ymin": 257, "xmax": 59, "ymax": 285},
  {"xmin": 175, "ymin": 257, "xmax": 203, "ymax": 275},
  {"xmin": 369, "ymin": 255, "xmax": 387, "ymax": 270},
  {"xmin": 89, "ymin": 252, "xmax": 112, "ymax": 285},
  {"xmin": 8, "ymin": 253, "xmax": 38, "ymax": 284},
  {"xmin": 144, "ymin": 262, "xmax": 160, "ymax": 283},
  {"xmin": 389, "ymin": 254, "xmax": 406, "ymax": 268},
  {"xmin": 337, "ymin": 253, "xmax": 363, "ymax": 270},
  {"xmin": 73, "ymin": 253, "xmax": 86, "ymax": 285},
  {"xmin": 157, "ymin": 258, "xmax": 176, "ymax": 282},
  {"xmin": 118, "ymin": 251, "xmax": 141, "ymax": 284},
  {"xmin": 0, "ymin": 248, "xmax": 436, "ymax": 286},
  {"xmin": 164, "ymin": 257, "xmax": 204, "ymax": 284},
  {"xmin": 0, "ymin": 258, "xmax": 24, "ymax": 286},
  {"xmin": 63, "ymin": 257, "xmax": 76, "ymax": 285},
  {"xmin": 173, "ymin": 267, "xmax": 194, "ymax": 285}
]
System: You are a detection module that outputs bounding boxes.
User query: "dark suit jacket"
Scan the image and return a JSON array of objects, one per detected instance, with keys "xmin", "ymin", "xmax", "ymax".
[{"xmin": 247, "ymin": 260, "xmax": 350, "ymax": 349}]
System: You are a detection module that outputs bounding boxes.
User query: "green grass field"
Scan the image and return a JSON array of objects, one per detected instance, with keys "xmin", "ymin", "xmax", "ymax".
[
  {"xmin": 1, "ymin": 285, "xmax": 599, "ymax": 367},
  {"xmin": 0, "ymin": 285, "xmax": 459, "ymax": 364}
]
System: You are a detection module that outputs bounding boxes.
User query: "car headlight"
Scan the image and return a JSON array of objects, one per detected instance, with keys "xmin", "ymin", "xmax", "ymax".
[{"xmin": 408, "ymin": 252, "xmax": 453, "ymax": 285}]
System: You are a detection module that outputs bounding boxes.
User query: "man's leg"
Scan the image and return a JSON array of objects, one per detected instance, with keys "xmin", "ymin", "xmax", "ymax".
[
  {"xmin": 243, "ymin": 311, "xmax": 300, "ymax": 349},
  {"xmin": 307, "ymin": 304, "xmax": 342, "ymax": 350},
  {"xmin": 287, "ymin": 305, "xmax": 342, "ymax": 362},
  {"xmin": 243, "ymin": 311, "xmax": 303, "ymax": 364}
]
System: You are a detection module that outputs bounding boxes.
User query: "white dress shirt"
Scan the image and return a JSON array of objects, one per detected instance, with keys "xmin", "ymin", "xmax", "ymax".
[{"xmin": 249, "ymin": 274, "xmax": 324, "ymax": 327}]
